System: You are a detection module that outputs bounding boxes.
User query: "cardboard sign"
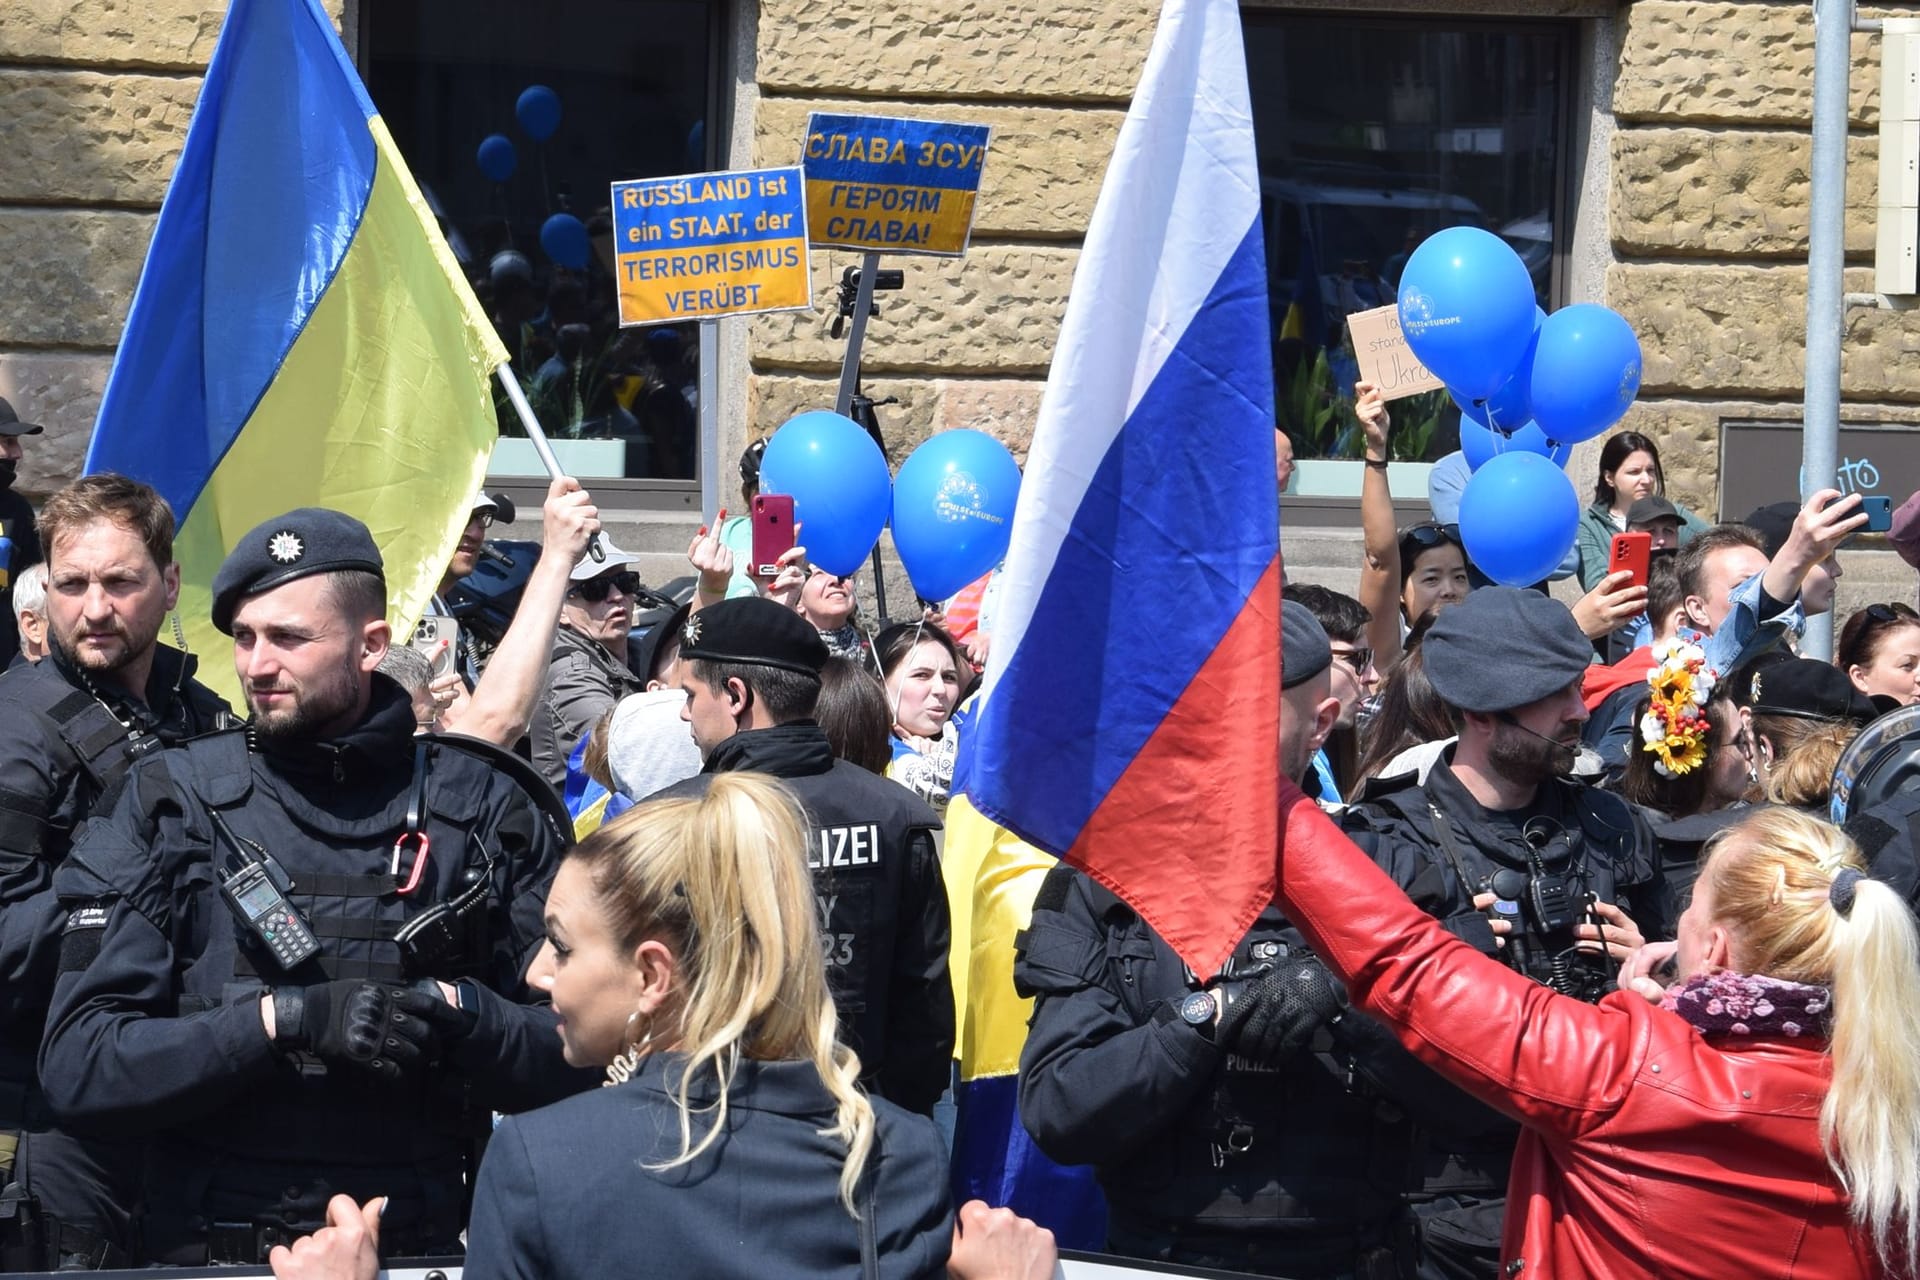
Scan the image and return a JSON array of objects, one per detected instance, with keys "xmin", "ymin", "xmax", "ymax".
[
  {"xmin": 802, "ymin": 113, "xmax": 991, "ymax": 257},
  {"xmin": 609, "ymin": 166, "xmax": 812, "ymax": 326},
  {"xmin": 1348, "ymin": 304, "xmax": 1447, "ymax": 400}
]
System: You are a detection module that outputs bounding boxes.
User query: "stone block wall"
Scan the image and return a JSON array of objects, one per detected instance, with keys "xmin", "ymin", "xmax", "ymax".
[
  {"xmin": 743, "ymin": 1, "xmax": 1151, "ymax": 465},
  {"xmin": 1608, "ymin": 1, "xmax": 1910, "ymax": 519}
]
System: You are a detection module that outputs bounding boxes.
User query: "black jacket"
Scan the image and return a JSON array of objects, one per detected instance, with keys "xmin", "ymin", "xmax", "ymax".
[
  {"xmin": 1013, "ymin": 864, "xmax": 1417, "ymax": 1265},
  {"xmin": 465, "ymin": 1053, "xmax": 952, "ymax": 1280},
  {"xmin": 0, "ymin": 643, "xmax": 231, "ymax": 1104},
  {"xmin": 0, "ymin": 486, "xmax": 41, "ymax": 669},
  {"xmin": 652, "ymin": 722, "xmax": 954, "ymax": 1115},
  {"xmin": 40, "ymin": 678, "xmax": 591, "ymax": 1257}
]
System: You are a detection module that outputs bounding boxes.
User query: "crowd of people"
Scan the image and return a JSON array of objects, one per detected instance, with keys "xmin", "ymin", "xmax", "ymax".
[{"xmin": 0, "ymin": 376, "xmax": 1917, "ymax": 1279}]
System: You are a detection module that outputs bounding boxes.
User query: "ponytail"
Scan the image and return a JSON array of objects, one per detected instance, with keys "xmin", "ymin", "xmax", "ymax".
[{"xmin": 1823, "ymin": 874, "xmax": 1920, "ymax": 1274}]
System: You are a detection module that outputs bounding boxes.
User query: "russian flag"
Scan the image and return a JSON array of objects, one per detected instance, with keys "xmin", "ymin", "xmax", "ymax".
[
  {"xmin": 87, "ymin": 0, "xmax": 506, "ymax": 703},
  {"xmin": 960, "ymin": 0, "xmax": 1279, "ymax": 979}
]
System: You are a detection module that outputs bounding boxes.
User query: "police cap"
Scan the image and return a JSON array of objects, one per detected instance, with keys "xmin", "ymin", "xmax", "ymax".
[
  {"xmin": 679, "ymin": 596, "xmax": 828, "ymax": 676},
  {"xmin": 1281, "ymin": 600, "xmax": 1332, "ymax": 689},
  {"xmin": 1424, "ymin": 587, "xmax": 1591, "ymax": 714},
  {"xmin": 212, "ymin": 508, "xmax": 384, "ymax": 634}
]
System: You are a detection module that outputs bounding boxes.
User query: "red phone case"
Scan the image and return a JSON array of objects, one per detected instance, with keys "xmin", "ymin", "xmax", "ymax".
[
  {"xmin": 1609, "ymin": 531, "xmax": 1651, "ymax": 592},
  {"xmin": 752, "ymin": 495, "xmax": 796, "ymax": 576}
]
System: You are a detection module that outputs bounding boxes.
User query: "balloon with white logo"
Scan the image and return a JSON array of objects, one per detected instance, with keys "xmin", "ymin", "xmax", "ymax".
[{"xmin": 890, "ymin": 430, "xmax": 1022, "ymax": 602}]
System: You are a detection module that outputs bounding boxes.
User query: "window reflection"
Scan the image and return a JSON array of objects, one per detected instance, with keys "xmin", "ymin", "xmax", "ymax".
[
  {"xmin": 1246, "ymin": 16, "xmax": 1567, "ymax": 465},
  {"xmin": 366, "ymin": 0, "xmax": 715, "ymax": 481}
]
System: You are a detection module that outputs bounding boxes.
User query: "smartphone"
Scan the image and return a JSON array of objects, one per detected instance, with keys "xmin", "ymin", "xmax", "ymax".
[
  {"xmin": 1608, "ymin": 531, "xmax": 1652, "ymax": 593},
  {"xmin": 752, "ymin": 494, "xmax": 796, "ymax": 577},
  {"xmin": 410, "ymin": 615, "xmax": 458, "ymax": 681},
  {"xmin": 1863, "ymin": 495, "xmax": 1894, "ymax": 533}
]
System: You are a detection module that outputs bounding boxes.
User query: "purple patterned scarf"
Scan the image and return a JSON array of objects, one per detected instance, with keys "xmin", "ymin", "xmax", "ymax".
[{"xmin": 1659, "ymin": 970, "xmax": 1833, "ymax": 1040}]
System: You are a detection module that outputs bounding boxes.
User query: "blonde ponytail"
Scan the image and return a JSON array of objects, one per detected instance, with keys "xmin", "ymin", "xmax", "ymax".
[
  {"xmin": 572, "ymin": 773, "xmax": 877, "ymax": 1214},
  {"xmin": 1706, "ymin": 809, "xmax": 1920, "ymax": 1272}
]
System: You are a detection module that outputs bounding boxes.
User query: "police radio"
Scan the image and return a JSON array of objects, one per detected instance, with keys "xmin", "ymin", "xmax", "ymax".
[{"xmin": 209, "ymin": 810, "xmax": 320, "ymax": 969}]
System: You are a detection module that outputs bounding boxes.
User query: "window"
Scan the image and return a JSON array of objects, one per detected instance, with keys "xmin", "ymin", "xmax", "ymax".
[
  {"xmin": 1244, "ymin": 14, "xmax": 1571, "ymax": 476},
  {"xmin": 363, "ymin": 0, "xmax": 721, "ymax": 490}
]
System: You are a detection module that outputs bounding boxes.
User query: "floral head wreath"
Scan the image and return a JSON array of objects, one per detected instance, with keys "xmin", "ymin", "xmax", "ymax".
[{"xmin": 1638, "ymin": 638, "xmax": 1720, "ymax": 778}]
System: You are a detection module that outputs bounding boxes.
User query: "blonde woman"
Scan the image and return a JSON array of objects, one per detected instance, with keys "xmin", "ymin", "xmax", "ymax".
[
  {"xmin": 463, "ymin": 775, "xmax": 951, "ymax": 1279},
  {"xmin": 1275, "ymin": 790, "xmax": 1920, "ymax": 1278}
]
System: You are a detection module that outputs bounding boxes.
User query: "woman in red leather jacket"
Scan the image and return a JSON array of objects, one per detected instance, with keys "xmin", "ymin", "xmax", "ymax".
[{"xmin": 1276, "ymin": 786, "xmax": 1920, "ymax": 1278}]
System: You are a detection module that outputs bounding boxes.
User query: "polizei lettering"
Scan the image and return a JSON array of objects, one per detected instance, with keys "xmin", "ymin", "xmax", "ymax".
[{"xmin": 808, "ymin": 823, "xmax": 881, "ymax": 870}]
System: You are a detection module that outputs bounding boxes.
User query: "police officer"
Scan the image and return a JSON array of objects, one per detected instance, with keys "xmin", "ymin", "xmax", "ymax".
[
  {"xmin": 1012, "ymin": 604, "xmax": 1418, "ymax": 1279},
  {"xmin": 0, "ymin": 398, "xmax": 44, "ymax": 671},
  {"xmin": 0, "ymin": 475, "xmax": 232, "ymax": 1269},
  {"xmin": 39, "ymin": 509, "xmax": 590, "ymax": 1266},
  {"xmin": 1342, "ymin": 587, "xmax": 1669, "ymax": 1280},
  {"xmin": 650, "ymin": 596, "xmax": 953, "ymax": 1115}
]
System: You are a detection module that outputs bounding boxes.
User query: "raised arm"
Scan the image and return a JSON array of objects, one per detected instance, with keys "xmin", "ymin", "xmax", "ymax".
[{"xmin": 1355, "ymin": 381, "xmax": 1404, "ymax": 666}]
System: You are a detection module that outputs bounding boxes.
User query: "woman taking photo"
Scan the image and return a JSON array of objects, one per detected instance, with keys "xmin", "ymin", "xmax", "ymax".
[
  {"xmin": 1575, "ymin": 431, "xmax": 1708, "ymax": 589},
  {"xmin": 1274, "ymin": 781, "xmax": 1920, "ymax": 1277},
  {"xmin": 464, "ymin": 775, "xmax": 953, "ymax": 1279},
  {"xmin": 876, "ymin": 622, "xmax": 971, "ymax": 816}
]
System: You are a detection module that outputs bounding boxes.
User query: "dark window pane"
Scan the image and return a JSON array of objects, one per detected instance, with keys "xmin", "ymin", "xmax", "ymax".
[
  {"xmin": 365, "ymin": 1, "xmax": 715, "ymax": 481},
  {"xmin": 1245, "ymin": 14, "xmax": 1568, "ymax": 463}
]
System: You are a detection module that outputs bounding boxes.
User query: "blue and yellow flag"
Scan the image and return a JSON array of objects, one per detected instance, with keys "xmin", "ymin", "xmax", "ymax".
[{"xmin": 87, "ymin": 0, "xmax": 505, "ymax": 701}]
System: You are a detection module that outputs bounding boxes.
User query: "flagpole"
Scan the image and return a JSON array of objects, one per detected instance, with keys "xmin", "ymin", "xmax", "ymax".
[{"xmin": 496, "ymin": 363, "xmax": 606, "ymax": 562}]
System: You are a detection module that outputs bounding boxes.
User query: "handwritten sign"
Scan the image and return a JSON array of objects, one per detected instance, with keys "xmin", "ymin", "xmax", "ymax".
[
  {"xmin": 1348, "ymin": 304, "xmax": 1446, "ymax": 400},
  {"xmin": 802, "ymin": 113, "xmax": 991, "ymax": 257},
  {"xmin": 609, "ymin": 166, "xmax": 812, "ymax": 326}
]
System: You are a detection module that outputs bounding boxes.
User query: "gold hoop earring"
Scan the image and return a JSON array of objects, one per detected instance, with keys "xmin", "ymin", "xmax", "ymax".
[{"xmin": 603, "ymin": 1009, "xmax": 650, "ymax": 1088}]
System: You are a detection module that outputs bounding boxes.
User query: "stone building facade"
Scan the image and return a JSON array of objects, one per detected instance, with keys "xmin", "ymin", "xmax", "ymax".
[{"xmin": 0, "ymin": 0, "xmax": 1911, "ymax": 605}]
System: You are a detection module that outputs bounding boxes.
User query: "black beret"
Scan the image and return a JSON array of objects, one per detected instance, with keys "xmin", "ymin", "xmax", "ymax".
[
  {"xmin": 1424, "ymin": 587, "xmax": 1591, "ymax": 713},
  {"xmin": 211, "ymin": 508, "xmax": 384, "ymax": 634},
  {"xmin": 1281, "ymin": 600, "xmax": 1332, "ymax": 689},
  {"xmin": 1742, "ymin": 657, "xmax": 1879, "ymax": 725},
  {"xmin": 679, "ymin": 596, "xmax": 828, "ymax": 677},
  {"xmin": 1741, "ymin": 501, "xmax": 1798, "ymax": 560}
]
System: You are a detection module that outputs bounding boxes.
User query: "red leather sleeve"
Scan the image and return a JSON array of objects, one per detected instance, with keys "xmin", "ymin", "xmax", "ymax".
[{"xmin": 1277, "ymin": 779, "xmax": 1650, "ymax": 1138}]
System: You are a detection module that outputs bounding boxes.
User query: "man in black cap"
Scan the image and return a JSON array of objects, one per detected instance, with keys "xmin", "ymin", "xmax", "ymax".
[
  {"xmin": 0, "ymin": 474, "xmax": 234, "ymax": 1268},
  {"xmin": 650, "ymin": 595, "xmax": 953, "ymax": 1115},
  {"xmin": 40, "ymin": 507, "xmax": 587, "ymax": 1266},
  {"xmin": 1341, "ymin": 587, "xmax": 1667, "ymax": 1280},
  {"xmin": 1015, "ymin": 602, "xmax": 1421, "ymax": 1277},
  {"xmin": 0, "ymin": 397, "xmax": 46, "ymax": 669}
]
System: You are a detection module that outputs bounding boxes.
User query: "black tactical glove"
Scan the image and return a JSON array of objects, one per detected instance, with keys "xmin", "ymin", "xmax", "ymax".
[
  {"xmin": 1214, "ymin": 956, "xmax": 1343, "ymax": 1064},
  {"xmin": 272, "ymin": 979, "xmax": 468, "ymax": 1083}
]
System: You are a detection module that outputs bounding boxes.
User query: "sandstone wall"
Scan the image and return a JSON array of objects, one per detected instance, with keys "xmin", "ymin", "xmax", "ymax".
[{"xmin": 1609, "ymin": 2, "xmax": 1910, "ymax": 518}]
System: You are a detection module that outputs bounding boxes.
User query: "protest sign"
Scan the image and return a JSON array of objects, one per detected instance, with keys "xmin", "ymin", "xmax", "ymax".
[
  {"xmin": 610, "ymin": 166, "xmax": 811, "ymax": 325},
  {"xmin": 1348, "ymin": 303, "xmax": 1446, "ymax": 400},
  {"xmin": 802, "ymin": 113, "xmax": 991, "ymax": 257}
]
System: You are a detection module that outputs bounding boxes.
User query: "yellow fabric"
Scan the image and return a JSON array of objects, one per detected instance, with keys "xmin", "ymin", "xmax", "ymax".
[
  {"xmin": 172, "ymin": 117, "xmax": 505, "ymax": 706},
  {"xmin": 572, "ymin": 792, "xmax": 613, "ymax": 841},
  {"xmin": 946, "ymin": 793, "xmax": 1057, "ymax": 1081}
]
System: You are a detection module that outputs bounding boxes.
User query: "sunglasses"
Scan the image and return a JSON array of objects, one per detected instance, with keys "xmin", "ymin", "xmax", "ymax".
[
  {"xmin": 1400, "ymin": 522, "xmax": 1461, "ymax": 549},
  {"xmin": 570, "ymin": 571, "xmax": 641, "ymax": 603},
  {"xmin": 1866, "ymin": 603, "xmax": 1919, "ymax": 625},
  {"xmin": 468, "ymin": 509, "xmax": 496, "ymax": 530},
  {"xmin": 1330, "ymin": 645, "xmax": 1374, "ymax": 674}
]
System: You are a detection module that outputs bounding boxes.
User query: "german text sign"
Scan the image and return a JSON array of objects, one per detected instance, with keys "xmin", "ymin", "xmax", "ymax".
[
  {"xmin": 610, "ymin": 166, "xmax": 811, "ymax": 326},
  {"xmin": 802, "ymin": 113, "xmax": 991, "ymax": 257},
  {"xmin": 1348, "ymin": 304, "xmax": 1447, "ymax": 401}
]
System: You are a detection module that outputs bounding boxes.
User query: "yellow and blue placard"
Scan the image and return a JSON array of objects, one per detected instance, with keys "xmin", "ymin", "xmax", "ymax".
[
  {"xmin": 610, "ymin": 166, "xmax": 812, "ymax": 326},
  {"xmin": 802, "ymin": 113, "xmax": 991, "ymax": 257}
]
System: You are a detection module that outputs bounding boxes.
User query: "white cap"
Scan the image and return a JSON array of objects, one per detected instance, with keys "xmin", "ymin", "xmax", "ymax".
[{"xmin": 568, "ymin": 540, "xmax": 644, "ymax": 581}]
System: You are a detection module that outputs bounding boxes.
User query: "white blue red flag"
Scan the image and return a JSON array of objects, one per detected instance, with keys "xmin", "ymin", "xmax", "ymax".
[{"xmin": 959, "ymin": 0, "xmax": 1279, "ymax": 978}]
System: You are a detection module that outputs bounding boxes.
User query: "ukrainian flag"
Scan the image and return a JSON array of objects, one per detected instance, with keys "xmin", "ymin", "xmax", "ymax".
[{"xmin": 86, "ymin": 0, "xmax": 506, "ymax": 701}]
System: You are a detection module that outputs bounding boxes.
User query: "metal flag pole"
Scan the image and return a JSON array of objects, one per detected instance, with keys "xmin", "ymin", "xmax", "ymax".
[
  {"xmin": 495, "ymin": 363, "xmax": 605, "ymax": 562},
  {"xmin": 699, "ymin": 319, "xmax": 721, "ymax": 526},
  {"xmin": 833, "ymin": 253, "xmax": 893, "ymax": 621},
  {"xmin": 1800, "ymin": 0, "xmax": 1850, "ymax": 660}
]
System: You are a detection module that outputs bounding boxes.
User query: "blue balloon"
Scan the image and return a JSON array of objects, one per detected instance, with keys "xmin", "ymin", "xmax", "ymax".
[
  {"xmin": 760, "ymin": 411, "xmax": 893, "ymax": 579},
  {"xmin": 1450, "ymin": 308, "xmax": 1541, "ymax": 434},
  {"xmin": 1396, "ymin": 227, "xmax": 1538, "ymax": 400},
  {"xmin": 539, "ymin": 213, "xmax": 589, "ymax": 270},
  {"xmin": 476, "ymin": 134, "xmax": 516, "ymax": 182},
  {"xmin": 1527, "ymin": 304, "xmax": 1642, "ymax": 445},
  {"xmin": 891, "ymin": 430, "xmax": 1022, "ymax": 601},
  {"xmin": 1459, "ymin": 452, "xmax": 1580, "ymax": 587},
  {"xmin": 1458, "ymin": 417, "xmax": 1572, "ymax": 472},
  {"xmin": 516, "ymin": 85, "xmax": 562, "ymax": 142}
]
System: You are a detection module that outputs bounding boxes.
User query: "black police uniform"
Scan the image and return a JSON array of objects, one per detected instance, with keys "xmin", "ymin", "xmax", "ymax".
[
  {"xmin": 0, "ymin": 485, "xmax": 38, "ymax": 672},
  {"xmin": 464, "ymin": 1052, "xmax": 952, "ymax": 1280},
  {"xmin": 652, "ymin": 723, "xmax": 954, "ymax": 1116},
  {"xmin": 1013, "ymin": 864, "xmax": 1418, "ymax": 1279},
  {"xmin": 39, "ymin": 672, "xmax": 591, "ymax": 1264},
  {"xmin": 1341, "ymin": 754, "xmax": 1668, "ymax": 1280},
  {"xmin": 0, "ymin": 643, "xmax": 231, "ymax": 1268}
]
